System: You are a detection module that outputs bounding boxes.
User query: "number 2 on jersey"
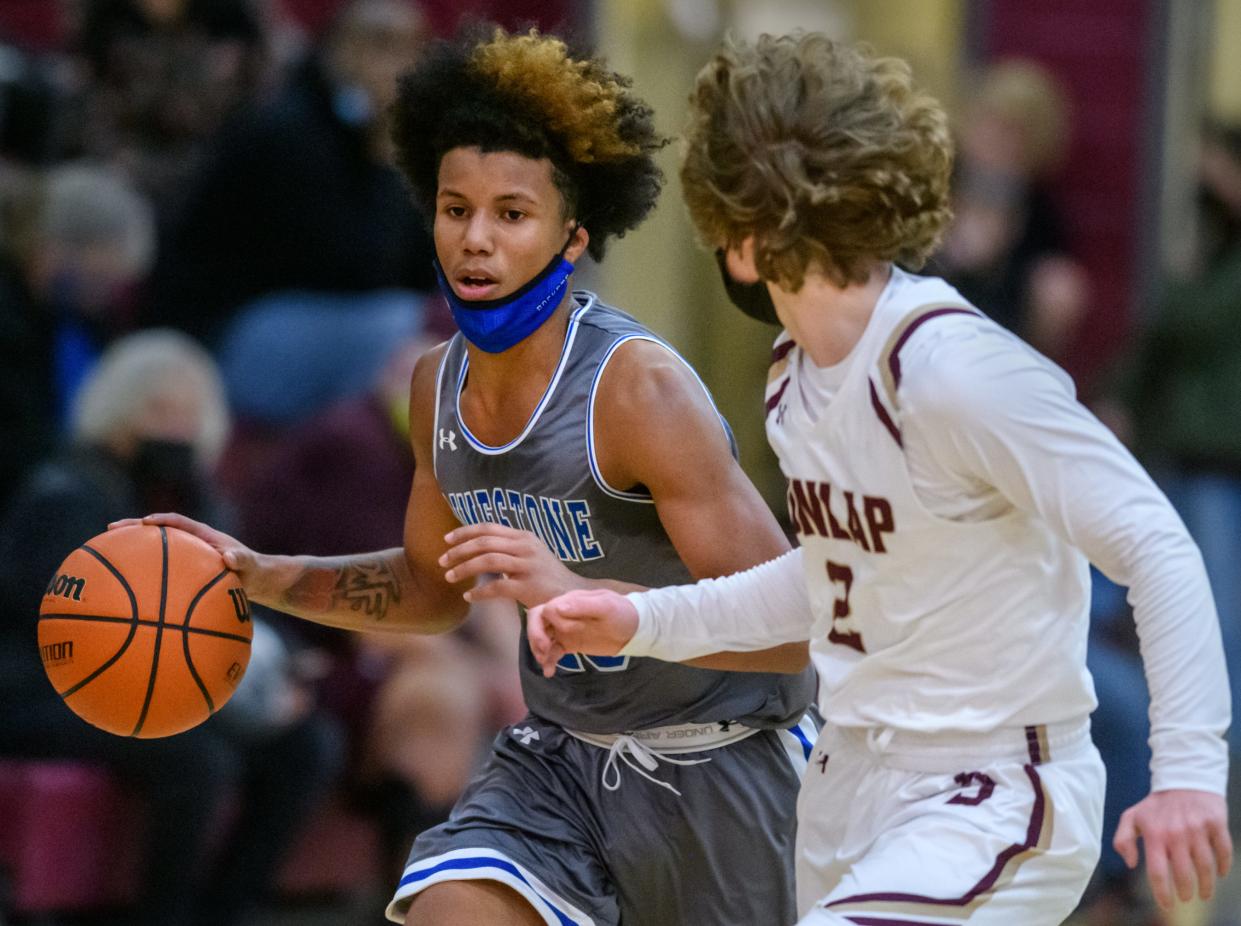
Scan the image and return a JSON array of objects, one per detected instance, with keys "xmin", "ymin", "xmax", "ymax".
[{"xmin": 826, "ymin": 560, "xmax": 866, "ymax": 652}]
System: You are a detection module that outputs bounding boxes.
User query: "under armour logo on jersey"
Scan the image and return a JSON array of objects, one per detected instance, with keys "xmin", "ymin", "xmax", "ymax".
[
  {"xmin": 776, "ymin": 404, "xmax": 788, "ymax": 425},
  {"xmin": 439, "ymin": 428, "xmax": 458, "ymax": 451},
  {"xmin": 511, "ymin": 725, "xmax": 539, "ymax": 745}
]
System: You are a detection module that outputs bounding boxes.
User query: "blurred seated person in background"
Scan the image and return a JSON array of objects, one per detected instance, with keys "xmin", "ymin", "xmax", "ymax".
[
  {"xmin": 149, "ymin": 0, "xmax": 436, "ymax": 345},
  {"xmin": 936, "ymin": 58, "xmax": 1089, "ymax": 365},
  {"xmin": 0, "ymin": 330, "xmax": 343, "ymax": 926},
  {"xmin": 0, "ymin": 161, "xmax": 154, "ymax": 512},
  {"xmin": 226, "ymin": 333, "xmax": 524, "ymax": 878}
]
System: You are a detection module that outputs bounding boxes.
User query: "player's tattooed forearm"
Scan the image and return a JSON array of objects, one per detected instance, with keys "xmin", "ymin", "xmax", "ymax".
[
  {"xmin": 282, "ymin": 558, "xmax": 403, "ymax": 621},
  {"xmin": 331, "ymin": 558, "xmax": 403, "ymax": 620}
]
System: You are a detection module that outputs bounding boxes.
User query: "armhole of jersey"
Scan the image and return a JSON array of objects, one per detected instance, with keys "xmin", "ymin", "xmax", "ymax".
[
  {"xmin": 587, "ymin": 334, "xmax": 732, "ymax": 503},
  {"xmin": 871, "ymin": 303, "xmax": 983, "ymax": 447},
  {"xmin": 430, "ymin": 342, "xmax": 452, "ymax": 475}
]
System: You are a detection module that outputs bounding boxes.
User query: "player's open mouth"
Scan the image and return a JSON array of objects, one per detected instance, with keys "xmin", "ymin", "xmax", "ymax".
[{"xmin": 455, "ymin": 273, "xmax": 500, "ymax": 300}]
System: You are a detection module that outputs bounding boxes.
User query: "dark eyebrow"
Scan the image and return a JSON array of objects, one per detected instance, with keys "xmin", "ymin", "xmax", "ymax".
[
  {"xmin": 494, "ymin": 192, "xmax": 537, "ymax": 205},
  {"xmin": 436, "ymin": 188, "xmax": 539, "ymax": 206}
]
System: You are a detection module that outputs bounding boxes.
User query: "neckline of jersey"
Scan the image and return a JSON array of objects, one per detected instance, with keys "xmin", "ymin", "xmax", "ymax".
[
  {"xmin": 454, "ymin": 291, "xmax": 597, "ymax": 455},
  {"xmin": 783, "ymin": 269, "xmax": 908, "ymax": 430}
]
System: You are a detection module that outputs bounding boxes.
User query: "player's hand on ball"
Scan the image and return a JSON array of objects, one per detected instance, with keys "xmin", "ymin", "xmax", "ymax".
[
  {"xmin": 440, "ymin": 523, "xmax": 588, "ymax": 607},
  {"xmin": 109, "ymin": 513, "xmax": 272, "ymax": 599},
  {"xmin": 527, "ymin": 589, "xmax": 639, "ymax": 677},
  {"xmin": 1114, "ymin": 788, "xmax": 1232, "ymax": 909}
]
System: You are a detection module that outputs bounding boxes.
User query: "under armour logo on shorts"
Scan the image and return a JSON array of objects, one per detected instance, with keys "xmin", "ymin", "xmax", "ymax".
[{"xmin": 511, "ymin": 725, "xmax": 539, "ymax": 745}]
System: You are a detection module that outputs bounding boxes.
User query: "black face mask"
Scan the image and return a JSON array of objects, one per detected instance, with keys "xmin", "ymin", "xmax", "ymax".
[
  {"xmin": 714, "ymin": 249, "xmax": 780, "ymax": 325},
  {"xmin": 130, "ymin": 439, "xmax": 202, "ymax": 514}
]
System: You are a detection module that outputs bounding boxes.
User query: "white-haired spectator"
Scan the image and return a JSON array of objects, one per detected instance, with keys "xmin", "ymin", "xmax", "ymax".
[
  {"xmin": 0, "ymin": 327, "xmax": 345, "ymax": 926},
  {"xmin": 71, "ymin": 327, "xmax": 229, "ymax": 473}
]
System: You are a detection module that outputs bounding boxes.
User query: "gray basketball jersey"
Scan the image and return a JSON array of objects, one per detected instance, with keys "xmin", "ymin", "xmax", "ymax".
[{"xmin": 433, "ymin": 293, "xmax": 814, "ymax": 733}]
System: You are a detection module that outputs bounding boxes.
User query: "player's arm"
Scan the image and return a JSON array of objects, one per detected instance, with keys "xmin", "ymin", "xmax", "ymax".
[
  {"xmin": 589, "ymin": 339, "xmax": 812, "ymax": 673},
  {"xmin": 901, "ymin": 320, "xmax": 1231, "ymax": 909},
  {"xmin": 113, "ymin": 345, "xmax": 471, "ymax": 635},
  {"xmin": 528, "ymin": 551, "xmax": 810, "ymax": 676}
]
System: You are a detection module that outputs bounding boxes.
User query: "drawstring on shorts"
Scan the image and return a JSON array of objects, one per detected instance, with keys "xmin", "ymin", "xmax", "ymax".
[{"xmin": 600, "ymin": 734, "xmax": 711, "ymax": 796}]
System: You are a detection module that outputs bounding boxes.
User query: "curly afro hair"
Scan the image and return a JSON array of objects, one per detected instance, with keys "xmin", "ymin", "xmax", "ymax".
[{"xmin": 390, "ymin": 25, "xmax": 666, "ymax": 262}]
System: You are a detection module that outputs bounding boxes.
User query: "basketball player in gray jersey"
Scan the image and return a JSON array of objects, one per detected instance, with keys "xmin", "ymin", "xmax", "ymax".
[{"xmin": 118, "ymin": 26, "xmax": 817, "ymax": 926}]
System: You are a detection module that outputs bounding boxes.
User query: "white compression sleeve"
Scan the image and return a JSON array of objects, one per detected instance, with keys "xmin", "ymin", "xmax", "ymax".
[{"xmin": 619, "ymin": 548, "xmax": 814, "ymax": 662}]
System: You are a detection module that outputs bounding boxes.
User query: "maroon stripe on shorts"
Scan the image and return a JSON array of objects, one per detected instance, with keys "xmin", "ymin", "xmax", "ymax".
[
  {"xmin": 888, "ymin": 308, "xmax": 978, "ymax": 391},
  {"xmin": 845, "ymin": 918, "xmax": 954, "ymax": 926},
  {"xmin": 1025, "ymin": 725, "xmax": 1043, "ymax": 765},
  {"xmin": 766, "ymin": 376, "xmax": 790, "ymax": 416},
  {"xmin": 826, "ymin": 763, "xmax": 1047, "ymax": 911},
  {"xmin": 869, "ymin": 378, "xmax": 903, "ymax": 448}
]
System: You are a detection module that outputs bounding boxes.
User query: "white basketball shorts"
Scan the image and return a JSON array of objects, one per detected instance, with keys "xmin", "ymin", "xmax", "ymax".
[{"xmin": 796, "ymin": 719, "xmax": 1104, "ymax": 925}]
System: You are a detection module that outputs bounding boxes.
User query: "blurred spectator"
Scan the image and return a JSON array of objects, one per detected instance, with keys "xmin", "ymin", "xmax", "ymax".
[
  {"xmin": 0, "ymin": 161, "xmax": 154, "ymax": 511},
  {"xmin": 1123, "ymin": 120, "xmax": 1241, "ymax": 760},
  {"xmin": 1083, "ymin": 120, "xmax": 1241, "ymax": 925},
  {"xmin": 215, "ymin": 288, "xmax": 425, "ymax": 427},
  {"xmin": 0, "ymin": 330, "xmax": 343, "ymax": 926},
  {"xmin": 149, "ymin": 0, "xmax": 435, "ymax": 346},
  {"xmin": 936, "ymin": 59, "xmax": 1090, "ymax": 365},
  {"xmin": 231, "ymin": 333, "xmax": 432, "ymax": 548},
  {"xmin": 277, "ymin": 0, "xmax": 582, "ymax": 43},
  {"xmin": 0, "ymin": 37, "xmax": 78, "ymax": 166},
  {"xmin": 224, "ymin": 333, "xmax": 524, "ymax": 878},
  {"xmin": 74, "ymin": 0, "xmax": 272, "ymax": 220}
]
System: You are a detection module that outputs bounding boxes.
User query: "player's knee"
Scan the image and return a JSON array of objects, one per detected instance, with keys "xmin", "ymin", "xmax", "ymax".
[{"xmin": 405, "ymin": 880, "xmax": 546, "ymax": 926}]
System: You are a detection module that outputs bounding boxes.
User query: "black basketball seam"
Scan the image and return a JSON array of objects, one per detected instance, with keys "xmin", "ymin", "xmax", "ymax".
[
  {"xmin": 131, "ymin": 527, "xmax": 170, "ymax": 736},
  {"xmin": 57, "ymin": 545, "xmax": 141, "ymax": 699},
  {"xmin": 181, "ymin": 568, "xmax": 231, "ymax": 713},
  {"xmin": 39, "ymin": 613, "xmax": 250, "ymax": 643}
]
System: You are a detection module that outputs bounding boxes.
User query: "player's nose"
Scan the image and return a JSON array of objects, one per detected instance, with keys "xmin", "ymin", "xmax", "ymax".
[{"xmin": 461, "ymin": 213, "xmax": 494, "ymax": 254}]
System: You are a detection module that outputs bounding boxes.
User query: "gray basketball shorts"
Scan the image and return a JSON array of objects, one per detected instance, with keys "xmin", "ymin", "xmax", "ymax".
[{"xmin": 386, "ymin": 712, "xmax": 819, "ymax": 925}]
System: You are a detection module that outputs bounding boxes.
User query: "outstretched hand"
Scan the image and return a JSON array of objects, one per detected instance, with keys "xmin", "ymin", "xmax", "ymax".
[
  {"xmin": 1114, "ymin": 788, "xmax": 1232, "ymax": 909},
  {"xmin": 439, "ymin": 523, "xmax": 587, "ymax": 608},
  {"xmin": 527, "ymin": 588, "xmax": 639, "ymax": 678}
]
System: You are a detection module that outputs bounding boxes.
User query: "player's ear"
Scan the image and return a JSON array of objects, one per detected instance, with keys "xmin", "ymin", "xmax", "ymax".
[
  {"xmin": 724, "ymin": 237, "xmax": 761, "ymax": 283},
  {"xmin": 565, "ymin": 222, "xmax": 590, "ymax": 264}
]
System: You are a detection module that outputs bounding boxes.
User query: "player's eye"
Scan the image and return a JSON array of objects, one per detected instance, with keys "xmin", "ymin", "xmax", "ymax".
[
  {"xmin": 443, "ymin": 204, "xmax": 467, "ymax": 218},
  {"xmin": 503, "ymin": 209, "xmax": 525, "ymax": 222}
]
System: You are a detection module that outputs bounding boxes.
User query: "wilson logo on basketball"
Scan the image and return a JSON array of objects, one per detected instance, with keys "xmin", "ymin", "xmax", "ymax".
[
  {"xmin": 40, "ymin": 640, "xmax": 73, "ymax": 666},
  {"xmin": 226, "ymin": 661, "xmax": 244, "ymax": 683},
  {"xmin": 44, "ymin": 573, "xmax": 86, "ymax": 601},
  {"xmin": 227, "ymin": 588, "xmax": 251, "ymax": 623}
]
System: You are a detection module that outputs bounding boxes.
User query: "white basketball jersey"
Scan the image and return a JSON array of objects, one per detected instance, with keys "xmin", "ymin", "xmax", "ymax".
[{"xmin": 765, "ymin": 269, "xmax": 1096, "ymax": 734}]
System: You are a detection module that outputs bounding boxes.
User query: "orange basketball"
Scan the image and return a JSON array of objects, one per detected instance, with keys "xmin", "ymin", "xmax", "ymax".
[{"xmin": 37, "ymin": 524, "xmax": 253, "ymax": 738}]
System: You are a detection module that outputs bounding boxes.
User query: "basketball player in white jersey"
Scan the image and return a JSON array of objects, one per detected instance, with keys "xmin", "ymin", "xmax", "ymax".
[{"xmin": 527, "ymin": 33, "xmax": 1232, "ymax": 924}]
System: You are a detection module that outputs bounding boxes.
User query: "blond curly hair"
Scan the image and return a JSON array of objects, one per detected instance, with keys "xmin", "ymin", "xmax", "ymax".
[
  {"xmin": 471, "ymin": 30, "xmax": 641, "ymax": 165},
  {"xmin": 680, "ymin": 33, "xmax": 954, "ymax": 290}
]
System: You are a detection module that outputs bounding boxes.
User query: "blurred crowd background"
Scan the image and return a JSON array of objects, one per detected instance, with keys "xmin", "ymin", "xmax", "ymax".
[{"xmin": 0, "ymin": 1, "xmax": 1239, "ymax": 925}]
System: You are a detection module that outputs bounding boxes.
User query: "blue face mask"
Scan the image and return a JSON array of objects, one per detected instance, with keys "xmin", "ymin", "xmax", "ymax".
[{"xmin": 435, "ymin": 233, "xmax": 577, "ymax": 354}]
